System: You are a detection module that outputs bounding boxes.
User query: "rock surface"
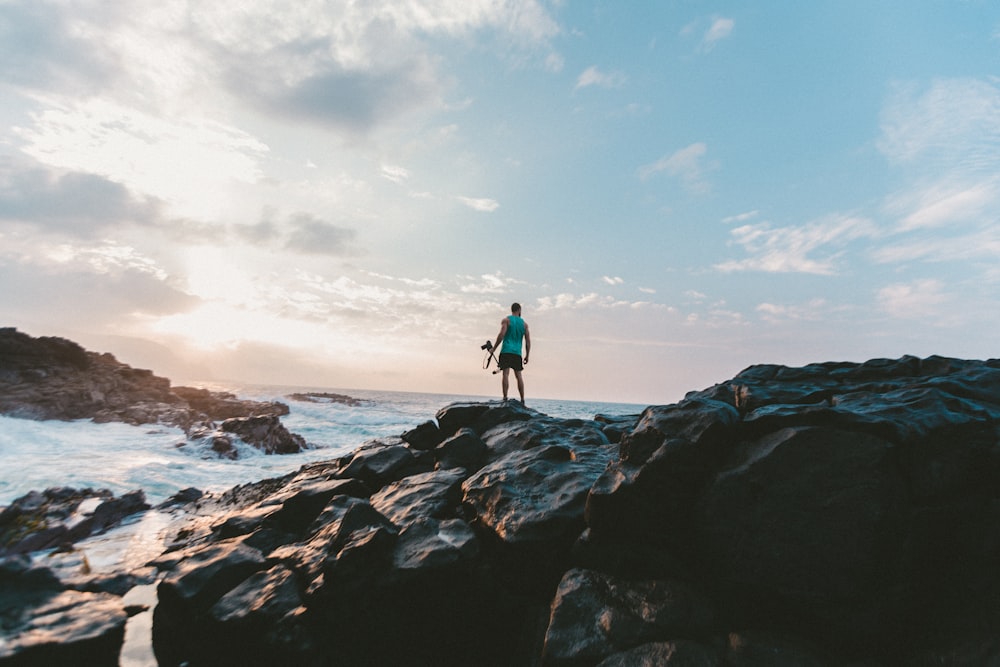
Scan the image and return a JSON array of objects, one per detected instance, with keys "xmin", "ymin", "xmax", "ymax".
[
  {"xmin": 0, "ymin": 487, "xmax": 150, "ymax": 558},
  {"xmin": 0, "ymin": 327, "xmax": 305, "ymax": 455},
  {"xmin": 3, "ymin": 352, "xmax": 1000, "ymax": 665}
]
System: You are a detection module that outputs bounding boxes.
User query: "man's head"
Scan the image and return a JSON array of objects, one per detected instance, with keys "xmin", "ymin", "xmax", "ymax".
[{"xmin": 511, "ymin": 302, "xmax": 521, "ymax": 315}]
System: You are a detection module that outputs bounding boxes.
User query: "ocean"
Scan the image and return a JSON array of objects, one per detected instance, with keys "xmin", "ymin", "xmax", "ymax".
[{"xmin": 0, "ymin": 384, "xmax": 650, "ymax": 507}]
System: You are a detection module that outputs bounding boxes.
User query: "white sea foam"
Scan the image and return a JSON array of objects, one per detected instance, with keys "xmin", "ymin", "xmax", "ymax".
[{"xmin": 0, "ymin": 386, "xmax": 647, "ymax": 506}]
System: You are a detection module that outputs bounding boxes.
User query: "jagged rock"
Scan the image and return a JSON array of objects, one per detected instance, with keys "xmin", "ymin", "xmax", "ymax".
[
  {"xmin": 435, "ymin": 400, "xmax": 536, "ymax": 438},
  {"xmin": 0, "ymin": 488, "xmax": 149, "ymax": 557},
  {"xmin": 401, "ymin": 419, "xmax": 443, "ymax": 450},
  {"xmin": 0, "ymin": 589, "xmax": 128, "ymax": 666},
  {"xmin": 434, "ymin": 426, "xmax": 489, "ymax": 472},
  {"xmin": 370, "ymin": 468, "xmax": 467, "ymax": 527},
  {"xmin": 542, "ymin": 568, "xmax": 716, "ymax": 666},
  {"xmin": 695, "ymin": 426, "xmax": 907, "ymax": 644},
  {"xmin": 220, "ymin": 414, "xmax": 307, "ymax": 455},
  {"xmin": 480, "ymin": 415, "xmax": 612, "ymax": 461},
  {"xmin": 336, "ymin": 439, "xmax": 429, "ymax": 490}
]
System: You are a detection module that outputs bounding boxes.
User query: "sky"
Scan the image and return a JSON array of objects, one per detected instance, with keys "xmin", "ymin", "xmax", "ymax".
[{"xmin": 1, "ymin": 1, "xmax": 998, "ymax": 405}]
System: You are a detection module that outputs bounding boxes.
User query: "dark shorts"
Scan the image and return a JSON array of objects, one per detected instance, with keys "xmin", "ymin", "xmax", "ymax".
[{"xmin": 498, "ymin": 353, "xmax": 523, "ymax": 371}]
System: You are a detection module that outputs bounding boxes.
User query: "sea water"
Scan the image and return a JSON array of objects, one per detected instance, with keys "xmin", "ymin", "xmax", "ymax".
[{"xmin": 0, "ymin": 384, "xmax": 649, "ymax": 506}]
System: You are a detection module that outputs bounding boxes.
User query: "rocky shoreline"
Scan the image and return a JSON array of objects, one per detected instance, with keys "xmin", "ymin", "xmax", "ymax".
[
  {"xmin": 0, "ymin": 328, "xmax": 307, "ymax": 457},
  {"xmin": 2, "ymin": 335, "xmax": 1000, "ymax": 665}
]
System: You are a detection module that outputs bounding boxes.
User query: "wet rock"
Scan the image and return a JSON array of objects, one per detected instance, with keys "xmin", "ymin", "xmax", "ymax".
[
  {"xmin": 542, "ymin": 568, "xmax": 716, "ymax": 666},
  {"xmin": 370, "ymin": 468, "xmax": 467, "ymax": 527},
  {"xmin": 0, "ymin": 589, "xmax": 128, "ymax": 666},
  {"xmin": 401, "ymin": 419, "xmax": 443, "ymax": 450},
  {"xmin": 220, "ymin": 414, "xmax": 307, "ymax": 454},
  {"xmin": 0, "ymin": 488, "xmax": 149, "ymax": 557},
  {"xmin": 434, "ymin": 427, "xmax": 489, "ymax": 472}
]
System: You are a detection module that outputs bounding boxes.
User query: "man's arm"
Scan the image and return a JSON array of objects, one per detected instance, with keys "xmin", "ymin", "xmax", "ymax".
[
  {"xmin": 493, "ymin": 318, "xmax": 508, "ymax": 352},
  {"xmin": 523, "ymin": 322, "xmax": 531, "ymax": 364}
]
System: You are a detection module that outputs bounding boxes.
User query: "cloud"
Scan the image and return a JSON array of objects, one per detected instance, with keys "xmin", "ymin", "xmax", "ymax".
[
  {"xmin": 17, "ymin": 98, "xmax": 270, "ymax": 220},
  {"xmin": 722, "ymin": 210, "xmax": 759, "ymax": 224},
  {"xmin": 877, "ymin": 279, "xmax": 948, "ymax": 319},
  {"xmin": 284, "ymin": 213, "xmax": 359, "ymax": 255},
  {"xmin": 575, "ymin": 66, "xmax": 627, "ymax": 90},
  {"xmin": 756, "ymin": 299, "xmax": 833, "ymax": 323},
  {"xmin": 0, "ymin": 158, "xmax": 163, "ymax": 235},
  {"xmin": 871, "ymin": 222, "xmax": 1000, "ymax": 265},
  {"xmin": 0, "ymin": 1, "xmax": 119, "ymax": 93},
  {"xmin": 0, "ymin": 241, "xmax": 197, "ymax": 328},
  {"xmin": 460, "ymin": 272, "xmax": 521, "ymax": 294},
  {"xmin": 381, "ymin": 164, "xmax": 410, "ymax": 183},
  {"xmin": 534, "ymin": 292, "xmax": 654, "ymax": 311},
  {"xmin": 235, "ymin": 58, "xmax": 444, "ymax": 133},
  {"xmin": 878, "ymin": 78, "xmax": 1000, "ymax": 175},
  {"xmin": 884, "ymin": 178, "xmax": 999, "ymax": 232},
  {"xmin": 702, "ymin": 17, "xmax": 735, "ymax": 51},
  {"xmin": 457, "ymin": 196, "xmax": 500, "ymax": 212},
  {"xmin": 4, "ymin": 1, "xmax": 561, "ymax": 142},
  {"xmin": 716, "ymin": 214, "xmax": 876, "ymax": 275},
  {"xmin": 638, "ymin": 143, "xmax": 712, "ymax": 194},
  {"xmin": 602, "ymin": 276, "xmax": 624, "ymax": 285}
]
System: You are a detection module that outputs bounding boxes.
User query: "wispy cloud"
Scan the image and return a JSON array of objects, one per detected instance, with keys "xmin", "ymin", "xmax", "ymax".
[
  {"xmin": 575, "ymin": 65, "xmax": 627, "ymax": 90},
  {"xmin": 878, "ymin": 78, "xmax": 1000, "ymax": 175},
  {"xmin": 380, "ymin": 164, "xmax": 410, "ymax": 183},
  {"xmin": 702, "ymin": 17, "xmax": 735, "ymax": 51},
  {"xmin": 756, "ymin": 298, "xmax": 835, "ymax": 323},
  {"xmin": 722, "ymin": 210, "xmax": 759, "ymax": 224},
  {"xmin": 459, "ymin": 272, "xmax": 521, "ymax": 294},
  {"xmin": 457, "ymin": 196, "xmax": 500, "ymax": 212},
  {"xmin": 602, "ymin": 276, "xmax": 624, "ymax": 285},
  {"xmin": 877, "ymin": 279, "xmax": 948, "ymax": 319},
  {"xmin": 716, "ymin": 214, "xmax": 876, "ymax": 275},
  {"xmin": 888, "ymin": 180, "xmax": 998, "ymax": 231},
  {"xmin": 535, "ymin": 292, "xmax": 655, "ymax": 311},
  {"xmin": 637, "ymin": 142, "xmax": 712, "ymax": 194}
]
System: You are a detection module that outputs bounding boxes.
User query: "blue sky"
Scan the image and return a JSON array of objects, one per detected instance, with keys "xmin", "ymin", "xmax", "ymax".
[{"xmin": 1, "ymin": 1, "xmax": 998, "ymax": 404}]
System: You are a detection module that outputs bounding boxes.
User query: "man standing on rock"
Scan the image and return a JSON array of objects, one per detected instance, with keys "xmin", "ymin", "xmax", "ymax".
[{"xmin": 492, "ymin": 302, "xmax": 531, "ymax": 405}]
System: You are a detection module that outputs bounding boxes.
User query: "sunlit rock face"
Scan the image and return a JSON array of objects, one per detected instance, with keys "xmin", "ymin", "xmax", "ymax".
[{"xmin": 4, "ymin": 351, "xmax": 1000, "ymax": 665}]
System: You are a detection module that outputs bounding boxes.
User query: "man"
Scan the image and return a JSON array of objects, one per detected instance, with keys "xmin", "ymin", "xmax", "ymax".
[{"xmin": 492, "ymin": 302, "xmax": 531, "ymax": 404}]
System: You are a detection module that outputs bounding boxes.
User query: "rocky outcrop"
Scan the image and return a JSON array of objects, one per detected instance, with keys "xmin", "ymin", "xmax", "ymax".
[
  {"xmin": 0, "ymin": 555, "xmax": 131, "ymax": 666},
  {"xmin": 0, "ymin": 328, "xmax": 305, "ymax": 455},
  {"xmin": 0, "ymin": 487, "xmax": 150, "ymax": 558},
  {"xmin": 3, "ymin": 353, "xmax": 1000, "ymax": 665},
  {"xmin": 141, "ymin": 355, "xmax": 1000, "ymax": 666}
]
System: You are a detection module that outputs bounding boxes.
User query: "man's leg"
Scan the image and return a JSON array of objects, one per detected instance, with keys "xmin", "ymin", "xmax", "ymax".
[
  {"xmin": 514, "ymin": 369, "xmax": 525, "ymax": 405},
  {"xmin": 501, "ymin": 368, "xmax": 510, "ymax": 400}
]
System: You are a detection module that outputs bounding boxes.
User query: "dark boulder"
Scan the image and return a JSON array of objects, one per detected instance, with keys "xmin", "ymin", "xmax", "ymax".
[
  {"xmin": 220, "ymin": 414, "xmax": 307, "ymax": 455},
  {"xmin": 434, "ymin": 426, "xmax": 489, "ymax": 472},
  {"xmin": 542, "ymin": 568, "xmax": 716, "ymax": 666},
  {"xmin": 401, "ymin": 419, "xmax": 443, "ymax": 450}
]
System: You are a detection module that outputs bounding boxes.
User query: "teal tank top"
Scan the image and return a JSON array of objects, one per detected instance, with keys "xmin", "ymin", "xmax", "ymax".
[{"xmin": 500, "ymin": 316, "xmax": 525, "ymax": 355}]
